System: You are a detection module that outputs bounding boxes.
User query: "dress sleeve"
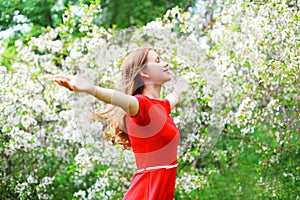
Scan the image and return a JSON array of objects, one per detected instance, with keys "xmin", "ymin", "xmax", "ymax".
[{"xmin": 130, "ymin": 94, "xmax": 147, "ymax": 123}]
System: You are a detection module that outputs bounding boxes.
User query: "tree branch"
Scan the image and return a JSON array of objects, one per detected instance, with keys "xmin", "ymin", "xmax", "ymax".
[{"xmin": 183, "ymin": 0, "xmax": 192, "ymax": 12}]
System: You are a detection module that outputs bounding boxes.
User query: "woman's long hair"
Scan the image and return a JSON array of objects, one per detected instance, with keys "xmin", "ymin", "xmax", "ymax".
[{"xmin": 95, "ymin": 48, "xmax": 151, "ymax": 150}]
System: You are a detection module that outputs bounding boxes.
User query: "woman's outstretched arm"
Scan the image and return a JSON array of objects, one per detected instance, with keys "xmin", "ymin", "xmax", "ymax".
[
  {"xmin": 165, "ymin": 78, "xmax": 189, "ymax": 110},
  {"xmin": 53, "ymin": 75, "xmax": 139, "ymax": 116}
]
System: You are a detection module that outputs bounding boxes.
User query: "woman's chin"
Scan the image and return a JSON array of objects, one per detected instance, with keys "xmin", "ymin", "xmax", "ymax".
[{"xmin": 164, "ymin": 76, "xmax": 172, "ymax": 83}]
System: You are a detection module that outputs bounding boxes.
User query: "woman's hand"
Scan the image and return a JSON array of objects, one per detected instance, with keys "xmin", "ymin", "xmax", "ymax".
[{"xmin": 53, "ymin": 75, "xmax": 95, "ymax": 94}]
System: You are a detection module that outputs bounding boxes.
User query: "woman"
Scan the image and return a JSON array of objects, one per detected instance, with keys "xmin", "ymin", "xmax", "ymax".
[{"xmin": 53, "ymin": 48, "xmax": 189, "ymax": 199}]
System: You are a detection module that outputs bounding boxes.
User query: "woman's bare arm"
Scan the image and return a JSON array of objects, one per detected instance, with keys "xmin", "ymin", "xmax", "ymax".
[
  {"xmin": 53, "ymin": 75, "xmax": 139, "ymax": 116},
  {"xmin": 93, "ymin": 86, "xmax": 139, "ymax": 116},
  {"xmin": 165, "ymin": 78, "xmax": 189, "ymax": 110}
]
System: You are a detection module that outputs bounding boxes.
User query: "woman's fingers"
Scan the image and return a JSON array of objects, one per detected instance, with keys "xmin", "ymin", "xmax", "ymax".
[
  {"xmin": 53, "ymin": 76, "xmax": 73, "ymax": 85},
  {"xmin": 53, "ymin": 78, "xmax": 66, "ymax": 85},
  {"xmin": 53, "ymin": 76, "xmax": 75, "ymax": 91},
  {"xmin": 53, "ymin": 74, "xmax": 73, "ymax": 81},
  {"xmin": 53, "ymin": 75, "xmax": 91, "ymax": 93}
]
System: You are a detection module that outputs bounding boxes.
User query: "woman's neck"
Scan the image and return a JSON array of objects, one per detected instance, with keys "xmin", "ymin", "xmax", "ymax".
[{"xmin": 142, "ymin": 83, "xmax": 162, "ymax": 99}]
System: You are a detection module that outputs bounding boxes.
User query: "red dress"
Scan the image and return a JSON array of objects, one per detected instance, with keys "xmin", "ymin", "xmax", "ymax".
[{"xmin": 123, "ymin": 94, "xmax": 180, "ymax": 200}]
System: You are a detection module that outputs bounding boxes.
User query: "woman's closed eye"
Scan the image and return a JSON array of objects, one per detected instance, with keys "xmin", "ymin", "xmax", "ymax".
[{"xmin": 156, "ymin": 57, "xmax": 160, "ymax": 63}]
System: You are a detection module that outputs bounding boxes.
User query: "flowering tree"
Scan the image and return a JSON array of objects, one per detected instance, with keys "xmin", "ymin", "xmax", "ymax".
[
  {"xmin": 0, "ymin": 0, "xmax": 299, "ymax": 199},
  {"xmin": 203, "ymin": 0, "xmax": 299, "ymax": 198}
]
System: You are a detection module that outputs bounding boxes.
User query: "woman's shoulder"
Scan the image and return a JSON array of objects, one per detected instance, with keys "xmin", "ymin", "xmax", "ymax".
[
  {"xmin": 135, "ymin": 94, "xmax": 164, "ymax": 102},
  {"xmin": 134, "ymin": 94, "xmax": 171, "ymax": 114}
]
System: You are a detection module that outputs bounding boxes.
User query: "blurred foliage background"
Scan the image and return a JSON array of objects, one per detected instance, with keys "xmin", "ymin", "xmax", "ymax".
[
  {"xmin": 0, "ymin": 0, "xmax": 299, "ymax": 199},
  {"xmin": 0, "ymin": 0, "xmax": 195, "ymax": 39}
]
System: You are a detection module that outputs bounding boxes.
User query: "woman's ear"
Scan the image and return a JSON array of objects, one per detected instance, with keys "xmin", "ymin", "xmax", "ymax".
[{"xmin": 139, "ymin": 71, "xmax": 149, "ymax": 78}]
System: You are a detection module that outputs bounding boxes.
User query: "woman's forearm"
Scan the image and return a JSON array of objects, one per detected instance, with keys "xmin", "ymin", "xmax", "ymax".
[
  {"xmin": 165, "ymin": 91, "xmax": 180, "ymax": 109},
  {"xmin": 88, "ymin": 86, "xmax": 139, "ymax": 116},
  {"xmin": 166, "ymin": 79, "xmax": 189, "ymax": 109},
  {"xmin": 87, "ymin": 85, "xmax": 115, "ymax": 104}
]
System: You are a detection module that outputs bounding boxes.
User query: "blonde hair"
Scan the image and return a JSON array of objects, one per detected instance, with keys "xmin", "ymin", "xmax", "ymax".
[{"xmin": 96, "ymin": 47, "xmax": 151, "ymax": 150}]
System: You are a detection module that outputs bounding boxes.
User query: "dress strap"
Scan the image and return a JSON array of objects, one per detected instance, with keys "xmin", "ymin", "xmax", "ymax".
[{"xmin": 136, "ymin": 164, "xmax": 178, "ymax": 173}]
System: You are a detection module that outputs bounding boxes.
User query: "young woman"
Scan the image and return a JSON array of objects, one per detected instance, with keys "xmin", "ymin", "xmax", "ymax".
[{"xmin": 53, "ymin": 48, "xmax": 189, "ymax": 199}]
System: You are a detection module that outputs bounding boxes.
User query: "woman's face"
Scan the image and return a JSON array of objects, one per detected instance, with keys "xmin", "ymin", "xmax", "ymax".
[{"xmin": 143, "ymin": 50, "xmax": 171, "ymax": 84}]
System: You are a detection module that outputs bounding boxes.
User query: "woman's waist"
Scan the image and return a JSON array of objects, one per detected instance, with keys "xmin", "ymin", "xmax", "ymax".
[
  {"xmin": 134, "ymin": 150, "xmax": 177, "ymax": 168},
  {"xmin": 135, "ymin": 158, "xmax": 177, "ymax": 170},
  {"xmin": 136, "ymin": 163, "xmax": 178, "ymax": 173}
]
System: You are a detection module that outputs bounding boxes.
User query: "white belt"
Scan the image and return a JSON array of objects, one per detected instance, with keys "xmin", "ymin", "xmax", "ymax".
[{"xmin": 137, "ymin": 164, "xmax": 178, "ymax": 173}]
